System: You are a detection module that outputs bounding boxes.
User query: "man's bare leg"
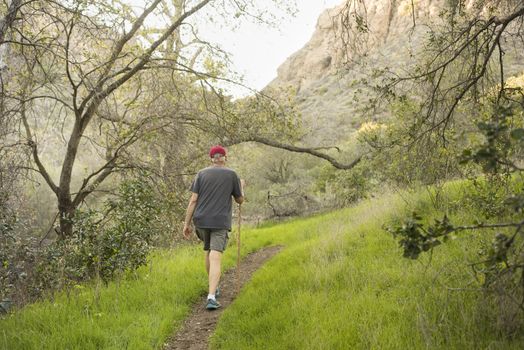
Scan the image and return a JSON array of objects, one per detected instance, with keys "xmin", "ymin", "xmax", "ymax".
[
  {"xmin": 208, "ymin": 250, "xmax": 222, "ymax": 295},
  {"xmin": 205, "ymin": 251, "xmax": 210, "ymax": 276}
]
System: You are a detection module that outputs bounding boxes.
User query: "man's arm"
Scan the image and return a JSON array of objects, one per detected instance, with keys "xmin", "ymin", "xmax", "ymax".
[
  {"xmin": 182, "ymin": 192, "xmax": 199, "ymax": 239},
  {"xmin": 234, "ymin": 179, "xmax": 245, "ymax": 205}
]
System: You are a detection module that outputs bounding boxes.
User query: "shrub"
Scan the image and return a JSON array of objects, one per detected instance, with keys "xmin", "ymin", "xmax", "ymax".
[
  {"xmin": 41, "ymin": 178, "xmax": 162, "ymax": 284},
  {"xmin": 316, "ymin": 162, "xmax": 373, "ymax": 207},
  {"xmin": 1, "ymin": 176, "xmax": 164, "ymax": 310}
]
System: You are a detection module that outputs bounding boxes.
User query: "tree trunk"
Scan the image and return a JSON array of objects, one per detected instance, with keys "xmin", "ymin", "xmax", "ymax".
[
  {"xmin": 0, "ymin": 0, "xmax": 22, "ymax": 45},
  {"xmin": 57, "ymin": 193, "xmax": 75, "ymax": 239},
  {"xmin": 56, "ymin": 119, "xmax": 83, "ymax": 239}
]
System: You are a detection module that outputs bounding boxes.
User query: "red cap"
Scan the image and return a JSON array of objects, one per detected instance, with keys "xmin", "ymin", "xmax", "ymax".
[{"xmin": 209, "ymin": 145, "xmax": 226, "ymax": 158}]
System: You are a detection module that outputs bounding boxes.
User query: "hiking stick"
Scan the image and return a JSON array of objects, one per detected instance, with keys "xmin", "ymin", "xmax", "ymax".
[{"xmin": 236, "ymin": 203, "xmax": 242, "ymax": 292}]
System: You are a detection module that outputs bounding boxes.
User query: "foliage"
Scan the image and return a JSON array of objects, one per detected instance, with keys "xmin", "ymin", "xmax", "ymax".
[
  {"xmin": 388, "ymin": 94, "xmax": 524, "ymax": 327},
  {"xmin": 330, "ymin": 1, "xmax": 524, "ymax": 331},
  {"xmin": 0, "ymin": 145, "xmax": 32, "ymax": 306},
  {"xmin": 0, "ymin": 175, "xmax": 165, "ymax": 311},
  {"xmin": 315, "ymin": 161, "xmax": 373, "ymax": 207},
  {"xmin": 3, "ymin": 187, "xmax": 524, "ymax": 348},
  {"xmin": 460, "ymin": 174, "xmax": 519, "ymax": 219},
  {"xmin": 0, "ymin": 0, "xmax": 304, "ymax": 239},
  {"xmin": 0, "ymin": 202, "xmax": 19, "ymax": 303},
  {"xmin": 360, "ymin": 98, "xmax": 462, "ymax": 188},
  {"xmin": 37, "ymin": 177, "xmax": 162, "ymax": 287},
  {"xmin": 0, "ymin": 209, "xmax": 43, "ymax": 307}
]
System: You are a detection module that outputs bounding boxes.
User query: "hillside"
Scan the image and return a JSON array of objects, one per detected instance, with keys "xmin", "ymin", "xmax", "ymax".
[
  {"xmin": 229, "ymin": 0, "xmax": 524, "ymax": 221},
  {"xmin": 213, "ymin": 183, "xmax": 524, "ymax": 349},
  {"xmin": 267, "ymin": 0, "xmax": 524, "ymax": 144},
  {"xmin": 2, "ymin": 182, "xmax": 523, "ymax": 349}
]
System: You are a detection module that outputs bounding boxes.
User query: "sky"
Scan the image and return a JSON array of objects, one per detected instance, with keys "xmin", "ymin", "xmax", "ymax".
[{"xmin": 205, "ymin": 0, "xmax": 343, "ymax": 96}]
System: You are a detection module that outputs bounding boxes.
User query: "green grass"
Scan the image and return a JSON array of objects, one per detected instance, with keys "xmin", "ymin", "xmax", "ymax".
[
  {"xmin": 211, "ymin": 185, "xmax": 524, "ymax": 349},
  {"xmin": 1, "ymin": 247, "xmax": 205, "ymax": 349},
  {"xmin": 2, "ymin": 182, "xmax": 523, "ymax": 349},
  {"xmin": 0, "ymin": 206, "xmax": 323, "ymax": 349}
]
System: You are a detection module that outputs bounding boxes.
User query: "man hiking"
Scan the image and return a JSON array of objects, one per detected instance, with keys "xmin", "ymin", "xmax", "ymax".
[{"xmin": 182, "ymin": 145, "xmax": 244, "ymax": 310}]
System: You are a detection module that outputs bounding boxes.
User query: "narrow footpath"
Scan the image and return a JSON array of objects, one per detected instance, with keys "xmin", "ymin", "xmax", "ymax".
[{"xmin": 163, "ymin": 245, "xmax": 282, "ymax": 350}]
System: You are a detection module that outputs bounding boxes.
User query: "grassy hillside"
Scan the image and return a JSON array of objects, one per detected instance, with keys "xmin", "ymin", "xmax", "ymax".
[
  {"xmin": 1, "ymin": 182, "xmax": 523, "ymax": 349},
  {"xmin": 212, "ymin": 183, "xmax": 524, "ymax": 349}
]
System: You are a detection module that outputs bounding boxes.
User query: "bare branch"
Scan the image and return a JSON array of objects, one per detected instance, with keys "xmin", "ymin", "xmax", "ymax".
[
  {"xmin": 72, "ymin": 118, "xmax": 150, "ymax": 207},
  {"xmin": 20, "ymin": 102, "xmax": 58, "ymax": 194},
  {"xmin": 0, "ymin": 0, "xmax": 23, "ymax": 44},
  {"xmin": 77, "ymin": 0, "xmax": 163, "ymax": 114},
  {"xmin": 79, "ymin": 0, "xmax": 212, "ymax": 133},
  {"xmin": 239, "ymin": 136, "xmax": 362, "ymax": 170},
  {"xmin": 451, "ymin": 220, "xmax": 524, "ymax": 233}
]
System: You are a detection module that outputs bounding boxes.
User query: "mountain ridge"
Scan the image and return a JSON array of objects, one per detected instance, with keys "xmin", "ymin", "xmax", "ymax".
[{"xmin": 266, "ymin": 0, "xmax": 524, "ymax": 145}]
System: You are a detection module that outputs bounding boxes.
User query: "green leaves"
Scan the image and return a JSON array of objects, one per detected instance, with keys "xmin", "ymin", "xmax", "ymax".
[
  {"xmin": 36, "ymin": 176, "xmax": 163, "ymax": 287},
  {"xmin": 487, "ymin": 233, "xmax": 512, "ymax": 266},
  {"xmin": 510, "ymin": 128, "xmax": 524, "ymax": 141},
  {"xmin": 387, "ymin": 212, "xmax": 454, "ymax": 259},
  {"xmin": 459, "ymin": 101, "xmax": 523, "ymax": 173},
  {"xmin": 505, "ymin": 192, "xmax": 524, "ymax": 213}
]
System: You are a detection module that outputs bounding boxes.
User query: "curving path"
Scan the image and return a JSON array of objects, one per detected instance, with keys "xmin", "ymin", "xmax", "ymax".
[{"xmin": 163, "ymin": 245, "xmax": 282, "ymax": 350}]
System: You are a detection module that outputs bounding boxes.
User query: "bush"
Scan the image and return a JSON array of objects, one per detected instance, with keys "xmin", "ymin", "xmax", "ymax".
[
  {"xmin": 0, "ymin": 177, "xmax": 165, "ymax": 310},
  {"xmin": 388, "ymin": 95, "xmax": 524, "ymax": 334},
  {"xmin": 316, "ymin": 162, "xmax": 373, "ymax": 207},
  {"xmin": 39, "ymin": 178, "xmax": 162, "ymax": 286},
  {"xmin": 460, "ymin": 174, "xmax": 519, "ymax": 219}
]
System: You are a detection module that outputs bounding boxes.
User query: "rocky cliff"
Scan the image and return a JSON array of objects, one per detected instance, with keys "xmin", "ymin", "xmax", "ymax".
[
  {"xmin": 269, "ymin": 0, "xmax": 445, "ymax": 92},
  {"xmin": 268, "ymin": 0, "xmax": 524, "ymax": 144}
]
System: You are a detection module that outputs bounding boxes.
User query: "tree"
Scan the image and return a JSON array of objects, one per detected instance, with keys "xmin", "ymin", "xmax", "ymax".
[
  {"xmin": 336, "ymin": 0, "xmax": 524, "ymax": 321},
  {"xmin": 0, "ymin": 0, "xmax": 22, "ymax": 45},
  {"xmin": 1, "ymin": 0, "xmax": 365, "ymax": 240}
]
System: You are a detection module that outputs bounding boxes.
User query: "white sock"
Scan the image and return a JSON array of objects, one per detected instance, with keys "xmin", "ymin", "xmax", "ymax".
[{"xmin": 207, "ymin": 294, "xmax": 215, "ymax": 301}]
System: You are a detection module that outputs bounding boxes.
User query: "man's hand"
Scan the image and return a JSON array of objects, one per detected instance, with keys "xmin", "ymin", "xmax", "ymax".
[
  {"xmin": 182, "ymin": 193, "xmax": 198, "ymax": 240},
  {"xmin": 182, "ymin": 224, "xmax": 192, "ymax": 240}
]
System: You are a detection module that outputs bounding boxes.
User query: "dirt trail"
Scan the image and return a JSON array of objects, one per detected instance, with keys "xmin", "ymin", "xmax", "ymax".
[{"xmin": 163, "ymin": 245, "xmax": 282, "ymax": 350}]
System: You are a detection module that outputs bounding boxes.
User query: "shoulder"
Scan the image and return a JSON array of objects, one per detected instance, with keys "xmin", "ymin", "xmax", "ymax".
[
  {"xmin": 210, "ymin": 167, "xmax": 237, "ymax": 175},
  {"xmin": 223, "ymin": 167, "xmax": 239, "ymax": 178},
  {"xmin": 197, "ymin": 167, "xmax": 213, "ymax": 175}
]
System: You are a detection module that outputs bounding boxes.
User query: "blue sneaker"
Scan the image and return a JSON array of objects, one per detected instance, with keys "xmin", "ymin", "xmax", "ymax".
[{"xmin": 206, "ymin": 298, "xmax": 221, "ymax": 310}]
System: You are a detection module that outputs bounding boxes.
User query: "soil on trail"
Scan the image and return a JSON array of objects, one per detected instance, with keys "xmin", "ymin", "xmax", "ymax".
[{"xmin": 163, "ymin": 245, "xmax": 282, "ymax": 350}]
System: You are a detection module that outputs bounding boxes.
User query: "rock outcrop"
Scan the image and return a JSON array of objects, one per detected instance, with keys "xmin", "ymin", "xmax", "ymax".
[
  {"xmin": 267, "ymin": 0, "xmax": 524, "ymax": 144},
  {"xmin": 269, "ymin": 0, "xmax": 447, "ymax": 92},
  {"xmin": 271, "ymin": 0, "xmax": 524, "ymax": 90}
]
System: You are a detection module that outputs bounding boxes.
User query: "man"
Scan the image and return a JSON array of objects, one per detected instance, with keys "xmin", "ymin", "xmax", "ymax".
[{"xmin": 182, "ymin": 145, "xmax": 244, "ymax": 310}]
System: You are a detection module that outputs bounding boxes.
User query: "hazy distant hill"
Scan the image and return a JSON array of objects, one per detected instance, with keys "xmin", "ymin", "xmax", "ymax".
[{"xmin": 267, "ymin": 0, "xmax": 524, "ymax": 145}]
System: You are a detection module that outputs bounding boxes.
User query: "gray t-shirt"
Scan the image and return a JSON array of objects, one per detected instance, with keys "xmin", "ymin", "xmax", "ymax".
[{"xmin": 190, "ymin": 166, "xmax": 242, "ymax": 230}]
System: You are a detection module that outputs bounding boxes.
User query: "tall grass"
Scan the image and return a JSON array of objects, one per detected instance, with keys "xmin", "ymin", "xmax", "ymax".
[
  {"xmin": 211, "ymin": 186, "xmax": 524, "ymax": 349},
  {"xmin": 1, "ymin": 247, "xmax": 204, "ymax": 349},
  {"xmin": 0, "ymin": 202, "xmax": 331, "ymax": 349},
  {"xmin": 2, "ymin": 183, "xmax": 523, "ymax": 349}
]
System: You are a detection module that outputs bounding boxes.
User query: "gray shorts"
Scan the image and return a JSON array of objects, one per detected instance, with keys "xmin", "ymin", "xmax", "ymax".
[{"xmin": 195, "ymin": 228, "xmax": 229, "ymax": 252}]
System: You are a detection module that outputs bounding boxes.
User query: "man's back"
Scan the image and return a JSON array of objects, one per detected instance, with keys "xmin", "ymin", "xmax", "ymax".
[{"xmin": 191, "ymin": 166, "xmax": 242, "ymax": 230}]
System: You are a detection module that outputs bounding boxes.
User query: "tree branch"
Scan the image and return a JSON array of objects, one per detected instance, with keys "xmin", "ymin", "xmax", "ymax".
[
  {"xmin": 78, "ymin": 0, "xmax": 163, "ymax": 114},
  {"xmin": 71, "ymin": 118, "xmax": 149, "ymax": 207},
  {"xmin": 79, "ymin": 0, "xmax": 211, "ymax": 133},
  {"xmin": 0, "ymin": 0, "xmax": 23, "ymax": 44},
  {"xmin": 451, "ymin": 220, "xmax": 524, "ymax": 233},
  {"xmin": 20, "ymin": 102, "xmax": 58, "ymax": 194},
  {"xmin": 240, "ymin": 136, "xmax": 362, "ymax": 170}
]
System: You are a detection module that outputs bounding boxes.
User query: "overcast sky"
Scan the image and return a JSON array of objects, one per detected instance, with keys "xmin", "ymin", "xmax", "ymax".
[{"xmin": 205, "ymin": 0, "xmax": 342, "ymax": 96}]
